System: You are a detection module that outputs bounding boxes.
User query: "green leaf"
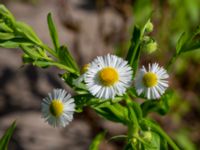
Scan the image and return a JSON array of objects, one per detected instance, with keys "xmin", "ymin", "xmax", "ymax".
[
  {"xmin": 0, "ymin": 22, "xmax": 13, "ymax": 32},
  {"xmin": 94, "ymin": 103, "xmax": 128, "ymax": 124},
  {"xmin": 126, "ymin": 18, "xmax": 152, "ymax": 75},
  {"xmin": 20, "ymin": 45, "xmax": 44, "ymax": 60},
  {"xmin": 15, "ymin": 21, "xmax": 42, "ymax": 45},
  {"xmin": 181, "ymin": 40, "xmax": 200, "ymax": 52},
  {"xmin": 141, "ymin": 91, "xmax": 172, "ymax": 116},
  {"xmin": 73, "ymin": 94, "xmax": 93, "ymax": 112},
  {"xmin": 0, "ymin": 5, "xmax": 15, "ymax": 24},
  {"xmin": 0, "ymin": 121, "xmax": 16, "ymax": 150},
  {"xmin": 33, "ymin": 60, "xmax": 77, "ymax": 73},
  {"xmin": 126, "ymin": 26, "xmax": 141, "ymax": 74},
  {"xmin": 60, "ymin": 72, "xmax": 77, "ymax": 88},
  {"xmin": 0, "ymin": 37, "xmax": 34, "ymax": 49},
  {"xmin": 0, "ymin": 32, "xmax": 15, "ymax": 40},
  {"xmin": 108, "ymin": 135, "xmax": 127, "ymax": 142},
  {"xmin": 124, "ymin": 143, "xmax": 136, "ymax": 150},
  {"xmin": 0, "ymin": 41, "xmax": 20, "ymax": 48},
  {"xmin": 22, "ymin": 54, "xmax": 34, "ymax": 64},
  {"xmin": 176, "ymin": 32, "xmax": 188, "ymax": 54},
  {"xmin": 160, "ymin": 137, "xmax": 168, "ymax": 150},
  {"xmin": 141, "ymin": 119, "xmax": 180, "ymax": 150},
  {"xmin": 58, "ymin": 46, "xmax": 80, "ymax": 75},
  {"xmin": 174, "ymin": 130, "xmax": 196, "ymax": 150},
  {"xmin": 89, "ymin": 132, "xmax": 106, "ymax": 150},
  {"xmin": 176, "ymin": 26, "xmax": 200, "ymax": 54},
  {"xmin": 47, "ymin": 13, "xmax": 60, "ymax": 51},
  {"xmin": 32, "ymin": 60, "xmax": 50, "ymax": 68}
]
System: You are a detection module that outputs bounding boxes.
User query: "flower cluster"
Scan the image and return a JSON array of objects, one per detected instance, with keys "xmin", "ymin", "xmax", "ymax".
[
  {"xmin": 42, "ymin": 54, "xmax": 169, "ymax": 127},
  {"xmin": 85, "ymin": 54, "xmax": 169, "ymax": 100}
]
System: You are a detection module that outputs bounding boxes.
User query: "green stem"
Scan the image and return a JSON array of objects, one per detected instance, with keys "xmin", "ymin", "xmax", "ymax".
[
  {"xmin": 125, "ymin": 95, "xmax": 140, "ymax": 137},
  {"xmin": 166, "ymin": 54, "xmax": 179, "ymax": 71},
  {"xmin": 39, "ymin": 44, "xmax": 58, "ymax": 58}
]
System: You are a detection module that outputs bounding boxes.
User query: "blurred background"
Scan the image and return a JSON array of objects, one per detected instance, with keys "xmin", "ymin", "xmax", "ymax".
[{"xmin": 0, "ymin": 0, "xmax": 200, "ymax": 149}]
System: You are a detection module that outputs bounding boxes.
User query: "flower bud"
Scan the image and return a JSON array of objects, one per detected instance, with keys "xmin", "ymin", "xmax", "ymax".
[
  {"xmin": 81, "ymin": 64, "xmax": 90, "ymax": 74},
  {"xmin": 132, "ymin": 137, "xmax": 137, "ymax": 144},
  {"xmin": 143, "ymin": 36, "xmax": 150, "ymax": 42},
  {"xmin": 145, "ymin": 21, "xmax": 154, "ymax": 33},
  {"xmin": 144, "ymin": 41, "xmax": 157, "ymax": 54},
  {"xmin": 142, "ymin": 131, "xmax": 152, "ymax": 141}
]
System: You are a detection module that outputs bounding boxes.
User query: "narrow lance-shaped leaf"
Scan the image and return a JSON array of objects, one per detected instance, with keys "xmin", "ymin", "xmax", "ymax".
[
  {"xmin": 0, "ymin": 5, "xmax": 15, "ymax": 24},
  {"xmin": 0, "ymin": 32, "xmax": 15, "ymax": 40},
  {"xmin": 176, "ymin": 32, "xmax": 188, "ymax": 55},
  {"xmin": 126, "ymin": 18, "xmax": 152, "ymax": 75},
  {"xmin": 0, "ymin": 22, "xmax": 13, "ymax": 33},
  {"xmin": 20, "ymin": 45, "xmax": 44, "ymax": 60},
  {"xmin": 126, "ymin": 26, "xmax": 141, "ymax": 74},
  {"xmin": 0, "ymin": 38, "xmax": 32, "ymax": 49},
  {"xmin": 58, "ymin": 46, "xmax": 80, "ymax": 75},
  {"xmin": 89, "ymin": 132, "xmax": 106, "ymax": 150},
  {"xmin": 94, "ymin": 103, "xmax": 128, "ymax": 124},
  {"xmin": 0, "ymin": 121, "xmax": 16, "ymax": 150},
  {"xmin": 15, "ymin": 21, "xmax": 42, "ymax": 45},
  {"xmin": 176, "ymin": 26, "xmax": 200, "ymax": 54},
  {"xmin": 47, "ymin": 13, "xmax": 60, "ymax": 51},
  {"xmin": 33, "ymin": 60, "xmax": 77, "ymax": 73}
]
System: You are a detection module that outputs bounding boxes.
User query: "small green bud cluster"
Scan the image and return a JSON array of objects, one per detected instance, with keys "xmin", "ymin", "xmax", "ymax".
[
  {"xmin": 141, "ymin": 20, "xmax": 158, "ymax": 54},
  {"xmin": 145, "ymin": 20, "xmax": 154, "ymax": 33}
]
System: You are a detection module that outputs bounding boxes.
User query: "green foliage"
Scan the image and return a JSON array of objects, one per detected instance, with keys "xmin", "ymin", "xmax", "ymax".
[
  {"xmin": 58, "ymin": 46, "xmax": 80, "ymax": 75},
  {"xmin": 126, "ymin": 18, "xmax": 154, "ymax": 75},
  {"xmin": 15, "ymin": 21, "xmax": 42, "ymax": 45},
  {"xmin": 167, "ymin": 26, "xmax": 200, "ymax": 69},
  {"xmin": 1, "ymin": 3, "xmax": 199, "ymax": 150},
  {"xmin": 176, "ymin": 26, "xmax": 200, "ymax": 54},
  {"xmin": 89, "ymin": 132, "xmax": 106, "ymax": 150},
  {"xmin": 47, "ymin": 13, "xmax": 60, "ymax": 51},
  {"xmin": 0, "ymin": 4, "xmax": 79, "ymax": 76},
  {"xmin": 0, "ymin": 121, "xmax": 16, "ymax": 150},
  {"xmin": 141, "ymin": 119, "xmax": 180, "ymax": 150},
  {"xmin": 94, "ymin": 103, "xmax": 128, "ymax": 124},
  {"xmin": 141, "ymin": 132, "xmax": 160, "ymax": 150},
  {"xmin": 174, "ymin": 130, "xmax": 196, "ymax": 150},
  {"xmin": 126, "ymin": 26, "xmax": 141, "ymax": 74},
  {"xmin": 141, "ymin": 91, "xmax": 172, "ymax": 116}
]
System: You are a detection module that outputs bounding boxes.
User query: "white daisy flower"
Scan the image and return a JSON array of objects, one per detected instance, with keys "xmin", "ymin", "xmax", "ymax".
[
  {"xmin": 84, "ymin": 54, "xmax": 133, "ymax": 99},
  {"xmin": 135, "ymin": 63, "xmax": 169, "ymax": 99},
  {"xmin": 41, "ymin": 89, "xmax": 75, "ymax": 128}
]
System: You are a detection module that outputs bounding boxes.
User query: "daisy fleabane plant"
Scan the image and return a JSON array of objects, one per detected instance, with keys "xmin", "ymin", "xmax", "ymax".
[
  {"xmin": 135, "ymin": 63, "xmax": 169, "ymax": 99},
  {"xmin": 0, "ymin": 6, "xmax": 185, "ymax": 149},
  {"xmin": 41, "ymin": 89, "xmax": 75, "ymax": 128},
  {"xmin": 84, "ymin": 54, "xmax": 133, "ymax": 99}
]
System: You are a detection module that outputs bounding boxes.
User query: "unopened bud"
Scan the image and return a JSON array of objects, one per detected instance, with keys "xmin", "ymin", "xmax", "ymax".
[
  {"xmin": 144, "ymin": 41, "xmax": 157, "ymax": 54},
  {"xmin": 81, "ymin": 64, "xmax": 90, "ymax": 74},
  {"xmin": 146, "ymin": 21, "xmax": 154, "ymax": 33},
  {"xmin": 142, "ymin": 131, "xmax": 152, "ymax": 141},
  {"xmin": 132, "ymin": 137, "xmax": 137, "ymax": 144}
]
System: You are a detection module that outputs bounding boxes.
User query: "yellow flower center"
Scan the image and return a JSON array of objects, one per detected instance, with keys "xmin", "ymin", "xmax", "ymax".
[
  {"xmin": 143, "ymin": 72, "xmax": 158, "ymax": 87},
  {"xmin": 81, "ymin": 64, "xmax": 90, "ymax": 74},
  {"xmin": 99, "ymin": 67, "xmax": 119, "ymax": 86},
  {"xmin": 49, "ymin": 100, "xmax": 64, "ymax": 117}
]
